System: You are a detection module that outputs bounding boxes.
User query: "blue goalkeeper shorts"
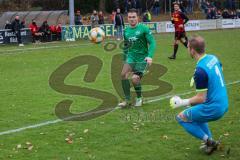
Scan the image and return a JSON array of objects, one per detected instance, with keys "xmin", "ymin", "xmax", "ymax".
[{"xmin": 182, "ymin": 104, "xmax": 228, "ymax": 123}]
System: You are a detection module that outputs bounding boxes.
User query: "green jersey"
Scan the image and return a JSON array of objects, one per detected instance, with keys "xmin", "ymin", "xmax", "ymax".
[{"xmin": 123, "ymin": 23, "xmax": 156, "ymax": 61}]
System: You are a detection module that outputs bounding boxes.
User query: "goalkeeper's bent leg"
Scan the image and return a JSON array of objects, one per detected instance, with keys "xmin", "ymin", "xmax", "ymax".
[
  {"xmin": 176, "ymin": 112, "xmax": 209, "ymax": 141},
  {"xmin": 198, "ymin": 122, "xmax": 212, "ymax": 139}
]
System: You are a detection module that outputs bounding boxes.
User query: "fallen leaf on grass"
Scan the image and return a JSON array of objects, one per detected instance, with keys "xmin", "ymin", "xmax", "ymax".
[
  {"xmin": 65, "ymin": 137, "xmax": 73, "ymax": 144},
  {"xmin": 27, "ymin": 145, "xmax": 34, "ymax": 151},
  {"xmin": 223, "ymin": 133, "xmax": 230, "ymax": 136},
  {"xmin": 84, "ymin": 129, "xmax": 89, "ymax": 134},
  {"xmin": 25, "ymin": 142, "xmax": 32, "ymax": 145},
  {"xmin": 16, "ymin": 144, "xmax": 22, "ymax": 149},
  {"xmin": 133, "ymin": 126, "xmax": 139, "ymax": 131},
  {"xmin": 69, "ymin": 133, "xmax": 75, "ymax": 137},
  {"xmin": 162, "ymin": 135, "xmax": 169, "ymax": 140}
]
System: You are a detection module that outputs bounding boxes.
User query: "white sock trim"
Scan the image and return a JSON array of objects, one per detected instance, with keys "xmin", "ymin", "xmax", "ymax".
[{"xmin": 203, "ymin": 134, "xmax": 209, "ymax": 142}]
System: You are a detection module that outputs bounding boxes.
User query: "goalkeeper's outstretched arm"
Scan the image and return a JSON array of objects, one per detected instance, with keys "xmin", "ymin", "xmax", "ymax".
[
  {"xmin": 189, "ymin": 91, "xmax": 207, "ymax": 106},
  {"xmin": 170, "ymin": 91, "xmax": 207, "ymax": 109}
]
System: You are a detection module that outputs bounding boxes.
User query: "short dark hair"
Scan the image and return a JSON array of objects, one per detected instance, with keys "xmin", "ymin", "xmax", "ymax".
[
  {"xmin": 173, "ymin": 2, "xmax": 180, "ymax": 6},
  {"xmin": 128, "ymin": 8, "xmax": 138, "ymax": 14},
  {"xmin": 189, "ymin": 35, "xmax": 205, "ymax": 54}
]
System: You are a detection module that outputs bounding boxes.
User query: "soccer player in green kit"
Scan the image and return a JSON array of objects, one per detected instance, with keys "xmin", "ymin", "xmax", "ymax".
[{"xmin": 118, "ymin": 9, "xmax": 156, "ymax": 108}]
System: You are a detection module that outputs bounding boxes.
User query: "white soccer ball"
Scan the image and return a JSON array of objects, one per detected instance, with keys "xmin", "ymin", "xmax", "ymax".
[{"xmin": 88, "ymin": 27, "xmax": 105, "ymax": 43}]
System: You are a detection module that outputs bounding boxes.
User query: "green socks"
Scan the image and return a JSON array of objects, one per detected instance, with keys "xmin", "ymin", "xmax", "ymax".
[
  {"xmin": 134, "ymin": 83, "xmax": 142, "ymax": 98},
  {"xmin": 121, "ymin": 79, "xmax": 131, "ymax": 100},
  {"xmin": 122, "ymin": 80, "xmax": 142, "ymax": 100}
]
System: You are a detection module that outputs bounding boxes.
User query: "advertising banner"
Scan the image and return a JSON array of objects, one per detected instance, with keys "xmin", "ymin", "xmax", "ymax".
[{"xmin": 166, "ymin": 20, "xmax": 200, "ymax": 32}]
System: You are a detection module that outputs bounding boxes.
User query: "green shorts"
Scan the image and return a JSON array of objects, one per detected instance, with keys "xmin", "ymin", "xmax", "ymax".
[{"xmin": 125, "ymin": 56, "xmax": 148, "ymax": 77}]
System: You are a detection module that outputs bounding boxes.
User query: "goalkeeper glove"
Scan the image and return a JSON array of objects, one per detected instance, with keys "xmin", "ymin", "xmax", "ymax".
[
  {"xmin": 170, "ymin": 96, "xmax": 190, "ymax": 109},
  {"xmin": 145, "ymin": 57, "xmax": 152, "ymax": 65}
]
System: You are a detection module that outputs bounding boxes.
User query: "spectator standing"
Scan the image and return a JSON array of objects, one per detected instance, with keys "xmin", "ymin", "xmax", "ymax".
[
  {"xmin": 222, "ymin": 9, "xmax": 230, "ymax": 18},
  {"xmin": 229, "ymin": 10, "xmax": 237, "ymax": 19},
  {"xmin": 175, "ymin": 0, "xmax": 187, "ymax": 13},
  {"xmin": 216, "ymin": 10, "xmax": 222, "ymax": 19},
  {"xmin": 153, "ymin": 0, "xmax": 160, "ymax": 16},
  {"xmin": 98, "ymin": 11, "xmax": 105, "ymax": 24},
  {"xmin": 90, "ymin": 10, "xmax": 99, "ymax": 28},
  {"xmin": 226, "ymin": 0, "xmax": 235, "ymax": 10},
  {"xmin": 147, "ymin": 10, "xmax": 152, "ymax": 21},
  {"xmin": 11, "ymin": 15, "xmax": 24, "ymax": 46},
  {"xmin": 142, "ymin": 10, "xmax": 151, "ymax": 22},
  {"xmin": 187, "ymin": 0, "xmax": 194, "ymax": 14},
  {"xmin": 4, "ymin": 20, "xmax": 12, "ymax": 29},
  {"xmin": 131, "ymin": 0, "xmax": 137, "ymax": 9},
  {"xmin": 136, "ymin": 0, "xmax": 142, "ymax": 14},
  {"xmin": 115, "ymin": 8, "xmax": 124, "ymax": 41},
  {"xmin": 143, "ymin": 12, "xmax": 149, "ymax": 22},
  {"xmin": 124, "ymin": 0, "xmax": 129, "ymax": 13},
  {"xmin": 111, "ymin": 10, "xmax": 116, "ymax": 24},
  {"xmin": 75, "ymin": 10, "xmax": 83, "ymax": 25},
  {"xmin": 20, "ymin": 20, "xmax": 26, "ymax": 29},
  {"xmin": 126, "ymin": 0, "xmax": 132, "ymax": 13},
  {"xmin": 236, "ymin": 9, "xmax": 240, "ymax": 18},
  {"xmin": 201, "ymin": 1, "xmax": 208, "ymax": 14}
]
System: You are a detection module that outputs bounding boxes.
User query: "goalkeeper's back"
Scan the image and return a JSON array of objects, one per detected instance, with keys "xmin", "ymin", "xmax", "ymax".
[{"xmin": 196, "ymin": 54, "xmax": 228, "ymax": 109}]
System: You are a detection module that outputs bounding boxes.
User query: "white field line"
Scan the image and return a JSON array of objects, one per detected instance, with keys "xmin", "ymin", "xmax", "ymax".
[
  {"xmin": 0, "ymin": 80, "xmax": 239, "ymax": 136},
  {"xmin": 0, "ymin": 39, "xmax": 122, "ymax": 54},
  {"xmin": 0, "ymin": 43, "xmax": 93, "ymax": 54}
]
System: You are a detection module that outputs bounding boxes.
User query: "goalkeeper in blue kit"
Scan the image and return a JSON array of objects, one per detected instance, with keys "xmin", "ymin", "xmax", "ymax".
[{"xmin": 170, "ymin": 35, "xmax": 228, "ymax": 155}]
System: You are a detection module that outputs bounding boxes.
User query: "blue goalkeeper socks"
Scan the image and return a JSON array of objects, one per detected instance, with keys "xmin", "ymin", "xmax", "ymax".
[{"xmin": 198, "ymin": 122, "xmax": 212, "ymax": 139}]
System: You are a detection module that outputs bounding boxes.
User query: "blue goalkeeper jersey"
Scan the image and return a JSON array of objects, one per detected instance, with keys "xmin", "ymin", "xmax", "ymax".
[{"xmin": 194, "ymin": 54, "xmax": 228, "ymax": 109}]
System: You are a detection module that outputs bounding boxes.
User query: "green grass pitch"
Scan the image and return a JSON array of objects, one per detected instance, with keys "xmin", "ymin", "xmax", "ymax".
[{"xmin": 0, "ymin": 29, "xmax": 240, "ymax": 160}]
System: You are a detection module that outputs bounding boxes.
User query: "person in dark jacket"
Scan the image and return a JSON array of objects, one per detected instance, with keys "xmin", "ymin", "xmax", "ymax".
[
  {"xmin": 222, "ymin": 9, "xmax": 230, "ymax": 18},
  {"xmin": 91, "ymin": 10, "xmax": 99, "ymax": 28},
  {"xmin": 20, "ymin": 20, "xmax": 26, "ymax": 29},
  {"xmin": 115, "ymin": 8, "xmax": 125, "ymax": 40},
  {"xmin": 98, "ymin": 11, "xmax": 105, "ymax": 24},
  {"xmin": 75, "ymin": 10, "xmax": 83, "ymax": 25},
  {"xmin": 39, "ymin": 20, "xmax": 51, "ymax": 42},
  {"xmin": 4, "ymin": 20, "xmax": 12, "ymax": 29},
  {"xmin": 153, "ymin": 0, "xmax": 160, "ymax": 16},
  {"xmin": 11, "ymin": 15, "xmax": 24, "ymax": 46}
]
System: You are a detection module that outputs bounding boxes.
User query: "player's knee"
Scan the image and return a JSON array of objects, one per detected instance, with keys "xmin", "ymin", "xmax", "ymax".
[
  {"xmin": 121, "ymin": 72, "xmax": 128, "ymax": 79},
  {"xmin": 132, "ymin": 74, "xmax": 140, "ymax": 85},
  {"xmin": 176, "ymin": 112, "xmax": 188, "ymax": 122}
]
